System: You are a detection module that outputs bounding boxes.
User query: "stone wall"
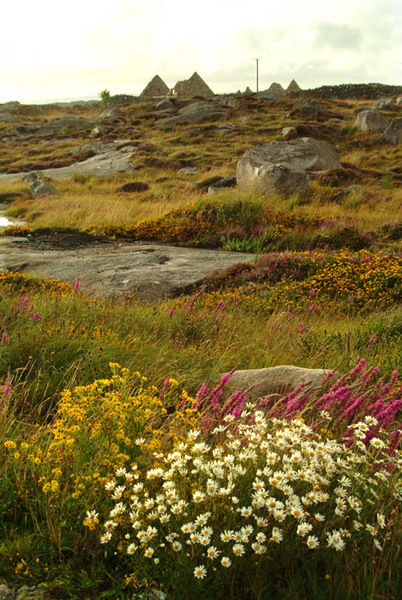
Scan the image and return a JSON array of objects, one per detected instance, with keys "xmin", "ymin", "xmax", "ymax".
[{"xmin": 306, "ymin": 83, "xmax": 402, "ymax": 100}]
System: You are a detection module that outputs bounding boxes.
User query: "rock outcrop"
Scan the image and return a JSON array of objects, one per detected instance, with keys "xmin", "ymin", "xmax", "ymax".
[
  {"xmin": 0, "ymin": 240, "xmax": 255, "ymax": 301},
  {"xmin": 0, "ymin": 147, "xmax": 136, "ymax": 183},
  {"xmin": 10, "ymin": 116, "xmax": 95, "ymax": 139}
]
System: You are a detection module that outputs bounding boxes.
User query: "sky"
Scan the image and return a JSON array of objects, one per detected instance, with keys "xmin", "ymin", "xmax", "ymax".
[{"xmin": 1, "ymin": 0, "xmax": 401, "ymax": 104}]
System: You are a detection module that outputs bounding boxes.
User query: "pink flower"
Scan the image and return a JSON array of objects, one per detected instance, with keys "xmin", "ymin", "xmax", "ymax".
[
  {"xmin": 4, "ymin": 379, "xmax": 12, "ymax": 397},
  {"xmin": 1, "ymin": 332, "xmax": 7, "ymax": 344}
]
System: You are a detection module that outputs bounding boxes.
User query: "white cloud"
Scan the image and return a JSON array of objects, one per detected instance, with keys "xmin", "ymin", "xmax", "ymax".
[{"xmin": 1, "ymin": 0, "xmax": 401, "ymax": 103}]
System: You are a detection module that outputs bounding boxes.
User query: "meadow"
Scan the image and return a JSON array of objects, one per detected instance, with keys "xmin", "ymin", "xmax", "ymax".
[{"xmin": 0, "ymin": 90, "xmax": 401, "ymax": 599}]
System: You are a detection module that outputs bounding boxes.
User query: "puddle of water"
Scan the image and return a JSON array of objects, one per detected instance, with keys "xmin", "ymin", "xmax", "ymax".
[
  {"xmin": 0, "ymin": 213, "xmax": 27, "ymax": 229},
  {"xmin": 0, "ymin": 216, "xmax": 14, "ymax": 226}
]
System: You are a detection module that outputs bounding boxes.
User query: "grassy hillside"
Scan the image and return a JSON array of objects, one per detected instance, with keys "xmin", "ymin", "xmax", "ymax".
[{"xmin": 0, "ymin": 89, "xmax": 401, "ymax": 599}]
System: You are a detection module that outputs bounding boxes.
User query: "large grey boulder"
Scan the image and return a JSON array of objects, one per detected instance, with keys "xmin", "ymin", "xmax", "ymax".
[
  {"xmin": 249, "ymin": 165, "xmax": 309, "ymax": 197},
  {"xmin": 354, "ymin": 109, "xmax": 389, "ymax": 131},
  {"xmin": 237, "ymin": 138, "xmax": 341, "ymax": 194},
  {"xmin": 158, "ymin": 101, "xmax": 225, "ymax": 126},
  {"xmin": 396, "ymin": 96, "xmax": 402, "ymax": 106},
  {"xmin": 380, "ymin": 118, "xmax": 402, "ymax": 144},
  {"xmin": 222, "ymin": 365, "xmax": 335, "ymax": 401}
]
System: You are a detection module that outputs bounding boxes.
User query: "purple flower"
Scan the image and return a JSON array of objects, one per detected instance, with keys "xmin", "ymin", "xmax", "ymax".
[{"xmin": 4, "ymin": 379, "xmax": 12, "ymax": 396}]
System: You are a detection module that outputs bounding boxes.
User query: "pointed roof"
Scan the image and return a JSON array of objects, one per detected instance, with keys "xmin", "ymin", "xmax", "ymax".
[
  {"xmin": 268, "ymin": 82, "xmax": 285, "ymax": 95},
  {"xmin": 172, "ymin": 72, "xmax": 214, "ymax": 98},
  {"xmin": 140, "ymin": 75, "xmax": 169, "ymax": 100},
  {"xmin": 287, "ymin": 79, "xmax": 301, "ymax": 93}
]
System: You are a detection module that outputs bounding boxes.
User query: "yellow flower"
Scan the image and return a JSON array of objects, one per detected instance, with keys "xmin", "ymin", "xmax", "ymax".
[{"xmin": 4, "ymin": 440, "xmax": 17, "ymax": 450}]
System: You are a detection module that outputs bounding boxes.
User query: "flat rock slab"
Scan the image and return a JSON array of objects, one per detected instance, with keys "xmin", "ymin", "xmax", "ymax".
[
  {"xmin": 0, "ymin": 237, "xmax": 254, "ymax": 301},
  {"xmin": 0, "ymin": 149, "xmax": 135, "ymax": 183}
]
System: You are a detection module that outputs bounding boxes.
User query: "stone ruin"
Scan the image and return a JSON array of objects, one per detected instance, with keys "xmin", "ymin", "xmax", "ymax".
[
  {"xmin": 268, "ymin": 82, "xmax": 286, "ymax": 96},
  {"xmin": 257, "ymin": 80, "xmax": 302, "ymax": 96},
  {"xmin": 287, "ymin": 79, "xmax": 301, "ymax": 93},
  {"xmin": 139, "ymin": 75, "xmax": 169, "ymax": 100},
  {"xmin": 138, "ymin": 73, "xmax": 300, "ymax": 102},
  {"xmin": 171, "ymin": 72, "xmax": 214, "ymax": 99}
]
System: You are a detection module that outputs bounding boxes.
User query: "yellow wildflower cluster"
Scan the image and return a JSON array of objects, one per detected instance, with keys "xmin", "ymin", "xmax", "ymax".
[
  {"xmin": 0, "ymin": 270, "xmax": 75, "ymax": 294},
  {"xmin": 201, "ymin": 251, "xmax": 402, "ymax": 313}
]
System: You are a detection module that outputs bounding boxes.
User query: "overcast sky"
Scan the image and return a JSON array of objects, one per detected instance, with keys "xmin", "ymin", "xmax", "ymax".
[{"xmin": 1, "ymin": 0, "xmax": 401, "ymax": 104}]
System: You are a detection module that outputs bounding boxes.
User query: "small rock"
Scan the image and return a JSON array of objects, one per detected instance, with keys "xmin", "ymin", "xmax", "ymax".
[
  {"xmin": 178, "ymin": 166, "xmax": 198, "ymax": 174},
  {"xmin": 281, "ymin": 126, "xmax": 297, "ymax": 138},
  {"xmin": 90, "ymin": 125, "xmax": 105, "ymax": 138},
  {"xmin": 23, "ymin": 173, "xmax": 59, "ymax": 198},
  {"xmin": 330, "ymin": 185, "xmax": 362, "ymax": 203},
  {"xmin": 195, "ymin": 176, "xmax": 224, "ymax": 190},
  {"xmin": 210, "ymin": 176, "xmax": 237, "ymax": 189}
]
